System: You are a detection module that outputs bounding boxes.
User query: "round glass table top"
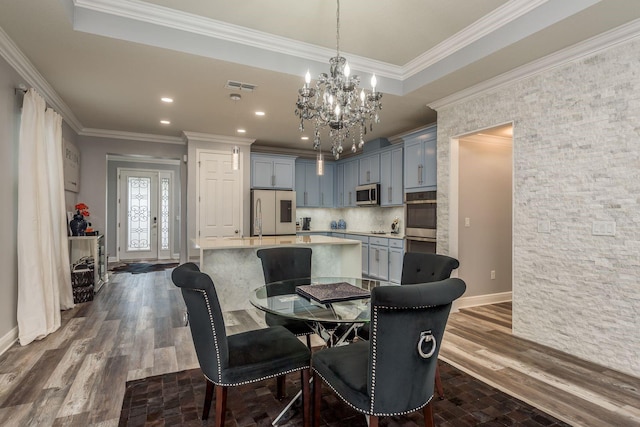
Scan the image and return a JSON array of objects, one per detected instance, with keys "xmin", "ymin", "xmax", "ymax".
[{"xmin": 250, "ymin": 277, "xmax": 397, "ymax": 323}]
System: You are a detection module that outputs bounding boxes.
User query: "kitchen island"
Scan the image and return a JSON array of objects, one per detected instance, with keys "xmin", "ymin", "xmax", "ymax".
[{"xmin": 194, "ymin": 235, "xmax": 362, "ymax": 311}]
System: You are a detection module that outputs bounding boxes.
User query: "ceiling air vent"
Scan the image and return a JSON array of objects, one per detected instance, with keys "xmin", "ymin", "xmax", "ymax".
[{"xmin": 225, "ymin": 80, "xmax": 257, "ymax": 92}]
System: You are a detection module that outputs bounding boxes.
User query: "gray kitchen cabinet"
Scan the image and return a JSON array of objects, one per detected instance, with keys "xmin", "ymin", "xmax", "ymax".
[
  {"xmin": 335, "ymin": 163, "xmax": 344, "ymax": 208},
  {"xmin": 295, "ymin": 160, "xmax": 320, "ymax": 207},
  {"xmin": 319, "ymin": 162, "xmax": 335, "ymax": 207},
  {"xmin": 295, "ymin": 159, "xmax": 335, "ymax": 207},
  {"xmin": 368, "ymin": 236, "xmax": 389, "ymax": 280},
  {"xmin": 342, "ymin": 159, "xmax": 359, "ymax": 207},
  {"xmin": 358, "ymin": 153, "xmax": 380, "ymax": 185},
  {"xmin": 388, "ymin": 238, "xmax": 404, "ymax": 283},
  {"xmin": 380, "ymin": 146, "xmax": 404, "ymax": 206},
  {"xmin": 403, "ymin": 125, "xmax": 437, "ymax": 192},
  {"xmin": 251, "ymin": 153, "xmax": 296, "ymax": 189}
]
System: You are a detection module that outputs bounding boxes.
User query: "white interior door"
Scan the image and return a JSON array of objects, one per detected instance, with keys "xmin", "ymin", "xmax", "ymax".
[
  {"xmin": 198, "ymin": 151, "xmax": 241, "ymax": 238},
  {"xmin": 119, "ymin": 170, "xmax": 158, "ymax": 260}
]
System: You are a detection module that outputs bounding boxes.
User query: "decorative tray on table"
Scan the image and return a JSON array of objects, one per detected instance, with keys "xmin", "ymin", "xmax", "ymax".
[{"xmin": 296, "ymin": 282, "xmax": 370, "ymax": 304}]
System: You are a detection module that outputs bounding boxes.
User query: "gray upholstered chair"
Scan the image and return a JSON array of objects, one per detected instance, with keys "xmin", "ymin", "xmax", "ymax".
[
  {"xmin": 359, "ymin": 252, "xmax": 460, "ymax": 398},
  {"xmin": 257, "ymin": 247, "xmax": 315, "ymax": 348},
  {"xmin": 171, "ymin": 263, "xmax": 311, "ymax": 426},
  {"xmin": 312, "ymin": 278, "xmax": 466, "ymax": 427}
]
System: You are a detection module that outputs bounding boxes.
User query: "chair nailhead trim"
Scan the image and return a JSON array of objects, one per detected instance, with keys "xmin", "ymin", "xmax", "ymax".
[
  {"xmin": 197, "ymin": 290, "xmax": 311, "ymax": 387},
  {"xmin": 313, "ymin": 369, "xmax": 433, "ymax": 417},
  {"xmin": 196, "ymin": 289, "xmax": 223, "ymax": 381},
  {"xmin": 368, "ymin": 303, "xmax": 439, "ymax": 414},
  {"xmin": 205, "ymin": 365, "xmax": 311, "ymax": 387}
]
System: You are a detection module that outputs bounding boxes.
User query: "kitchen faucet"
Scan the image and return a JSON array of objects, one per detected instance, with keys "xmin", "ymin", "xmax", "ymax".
[{"xmin": 254, "ymin": 197, "xmax": 262, "ymax": 238}]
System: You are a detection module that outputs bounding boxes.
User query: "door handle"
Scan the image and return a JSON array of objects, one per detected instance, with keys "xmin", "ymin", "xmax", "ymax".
[{"xmin": 388, "ymin": 187, "xmax": 392, "ymax": 203}]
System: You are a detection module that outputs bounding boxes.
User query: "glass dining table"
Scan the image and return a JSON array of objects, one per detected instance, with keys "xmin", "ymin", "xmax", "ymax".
[
  {"xmin": 251, "ymin": 277, "xmax": 397, "ymax": 425},
  {"xmin": 250, "ymin": 276, "xmax": 398, "ymax": 347}
]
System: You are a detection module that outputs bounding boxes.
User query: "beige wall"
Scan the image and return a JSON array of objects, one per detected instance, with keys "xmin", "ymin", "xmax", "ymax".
[
  {"xmin": 458, "ymin": 136, "xmax": 512, "ymax": 298},
  {"xmin": 0, "ymin": 55, "xmax": 22, "ymax": 350}
]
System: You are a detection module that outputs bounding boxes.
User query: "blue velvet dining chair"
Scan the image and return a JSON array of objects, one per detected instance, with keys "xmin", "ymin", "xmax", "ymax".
[
  {"xmin": 312, "ymin": 278, "xmax": 466, "ymax": 427},
  {"xmin": 171, "ymin": 262, "xmax": 311, "ymax": 426}
]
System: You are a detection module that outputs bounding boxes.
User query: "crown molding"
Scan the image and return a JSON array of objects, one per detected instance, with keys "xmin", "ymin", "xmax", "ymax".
[
  {"xmin": 107, "ymin": 154, "xmax": 181, "ymax": 165},
  {"xmin": 0, "ymin": 26, "xmax": 83, "ymax": 133},
  {"xmin": 403, "ymin": 0, "xmax": 548, "ymax": 79},
  {"xmin": 182, "ymin": 131, "xmax": 255, "ymax": 146},
  {"xmin": 79, "ymin": 128, "xmax": 185, "ymax": 144},
  {"xmin": 429, "ymin": 18, "xmax": 640, "ymax": 110},
  {"xmin": 73, "ymin": 0, "xmax": 402, "ymax": 80}
]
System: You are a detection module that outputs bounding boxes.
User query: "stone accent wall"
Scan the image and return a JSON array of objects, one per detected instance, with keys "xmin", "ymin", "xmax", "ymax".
[{"xmin": 435, "ymin": 37, "xmax": 640, "ymax": 377}]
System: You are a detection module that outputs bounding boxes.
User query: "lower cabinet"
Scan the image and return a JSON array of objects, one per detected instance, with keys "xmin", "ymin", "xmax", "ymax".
[
  {"xmin": 388, "ymin": 238, "xmax": 404, "ymax": 283},
  {"xmin": 368, "ymin": 237, "xmax": 389, "ymax": 280}
]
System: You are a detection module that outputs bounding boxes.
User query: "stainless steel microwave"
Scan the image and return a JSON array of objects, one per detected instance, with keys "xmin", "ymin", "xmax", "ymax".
[{"xmin": 355, "ymin": 183, "xmax": 380, "ymax": 206}]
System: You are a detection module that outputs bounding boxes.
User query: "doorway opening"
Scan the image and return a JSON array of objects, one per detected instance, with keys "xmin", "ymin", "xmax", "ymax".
[
  {"xmin": 107, "ymin": 155, "xmax": 181, "ymax": 263},
  {"xmin": 449, "ymin": 123, "xmax": 513, "ymax": 310}
]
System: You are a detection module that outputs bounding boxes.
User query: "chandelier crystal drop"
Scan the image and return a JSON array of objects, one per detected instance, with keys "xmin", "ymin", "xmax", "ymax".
[{"xmin": 295, "ymin": 0, "xmax": 382, "ymax": 160}]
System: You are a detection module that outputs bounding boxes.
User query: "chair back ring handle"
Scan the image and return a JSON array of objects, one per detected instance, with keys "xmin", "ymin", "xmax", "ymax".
[{"xmin": 417, "ymin": 330, "xmax": 437, "ymax": 359}]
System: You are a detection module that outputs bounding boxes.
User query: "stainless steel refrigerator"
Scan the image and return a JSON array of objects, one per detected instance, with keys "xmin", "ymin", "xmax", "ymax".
[{"xmin": 250, "ymin": 190, "xmax": 297, "ymax": 236}]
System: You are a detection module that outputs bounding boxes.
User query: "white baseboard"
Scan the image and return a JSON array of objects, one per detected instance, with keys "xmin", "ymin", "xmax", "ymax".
[
  {"xmin": 0, "ymin": 326, "xmax": 18, "ymax": 356},
  {"xmin": 452, "ymin": 291, "xmax": 512, "ymax": 312}
]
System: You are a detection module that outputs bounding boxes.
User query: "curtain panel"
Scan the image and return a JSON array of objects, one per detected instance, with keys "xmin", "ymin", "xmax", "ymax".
[{"xmin": 17, "ymin": 89, "xmax": 74, "ymax": 346}]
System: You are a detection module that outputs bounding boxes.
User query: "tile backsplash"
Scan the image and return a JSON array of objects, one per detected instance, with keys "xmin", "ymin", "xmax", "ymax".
[{"xmin": 296, "ymin": 206, "xmax": 404, "ymax": 234}]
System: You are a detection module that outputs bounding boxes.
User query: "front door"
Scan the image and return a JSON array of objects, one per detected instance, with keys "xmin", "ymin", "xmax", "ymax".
[{"xmin": 118, "ymin": 170, "xmax": 159, "ymax": 260}]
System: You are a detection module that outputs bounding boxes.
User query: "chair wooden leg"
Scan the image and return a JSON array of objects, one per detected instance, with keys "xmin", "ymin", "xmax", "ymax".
[
  {"xmin": 276, "ymin": 374, "xmax": 286, "ymax": 400},
  {"xmin": 369, "ymin": 415, "xmax": 379, "ymax": 427},
  {"xmin": 434, "ymin": 364, "xmax": 445, "ymax": 399},
  {"xmin": 215, "ymin": 385, "xmax": 227, "ymax": 427},
  {"xmin": 306, "ymin": 334, "xmax": 312, "ymax": 348},
  {"xmin": 302, "ymin": 369, "xmax": 311, "ymax": 427},
  {"xmin": 202, "ymin": 379, "xmax": 214, "ymax": 420},
  {"xmin": 423, "ymin": 400, "xmax": 434, "ymax": 427},
  {"xmin": 313, "ymin": 371, "xmax": 322, "ymax": 427}
]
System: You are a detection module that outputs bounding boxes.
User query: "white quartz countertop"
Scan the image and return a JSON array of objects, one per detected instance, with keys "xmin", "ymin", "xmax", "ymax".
[
  {"xmin": 194, "ymin": 234, "xmax": 361, "ymax": 250},
  {"xmin": 297, "ymin": 230, "xmax": 405, "ymax": 239}
]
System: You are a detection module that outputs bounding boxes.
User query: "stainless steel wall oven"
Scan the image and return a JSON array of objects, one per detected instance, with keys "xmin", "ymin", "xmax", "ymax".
[{"xmin": 405, "ymin": 190, "xmax": 437, "ymax": 253}]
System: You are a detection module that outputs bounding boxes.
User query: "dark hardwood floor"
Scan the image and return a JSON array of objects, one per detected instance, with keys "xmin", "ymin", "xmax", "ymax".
[{"xmin": 0, "ymin": 269, "xmax": 638, "ymax": 426}]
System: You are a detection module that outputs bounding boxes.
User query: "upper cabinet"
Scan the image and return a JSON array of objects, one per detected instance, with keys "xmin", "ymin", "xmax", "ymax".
[
  {"xmin": 251, "ymin": 153, "xmax": 296, "ymax": 189},
  {"xmin": 403, "ymin": 125, "xmax": 437, "ymax": 192},
  {"xmin": 342, "ymin": 159, "xmax": 359, "ymax": 207},
  {"xmin": 295, "ymin": 159, "xmax": 335, "ymax": 207},
  {"xmin": 380, "ymin": 146, "xmax": 404, "ymax": 206},
  {"xmin": 358, "ymin": 153, "xmax": 380, "ymax": 185}
]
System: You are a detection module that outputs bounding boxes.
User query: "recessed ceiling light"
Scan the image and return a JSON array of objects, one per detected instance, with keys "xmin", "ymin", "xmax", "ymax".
[
  {"xmin": 255, "ymin": 111, "xmax": 265, "ymax": 116},
  {"xmin": 301, "ymin": 136, "xmax": 309, "ymax": 140},
  {"xmin": 160, "ymin": 120, "xmax": 170, "ymax": 125},
  {"xmin": 161, "ymin": 97, "xmax": 173, "ymax": 103},
  {"xmin": 237, "ymin": 129, "xmax": 246, "ymax": 133}
]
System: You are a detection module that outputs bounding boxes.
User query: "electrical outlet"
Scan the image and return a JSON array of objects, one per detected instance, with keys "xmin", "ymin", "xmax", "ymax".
[
  {"xmin": 537, "ymin": 219, "xmax": 550, "ymax": 233},
  {"xmin": 490, "ymin": 270, "xmax": 496, "ymax": 280},
  {"xmin": 464, "ymin": 217, "xmax": 471, "ymax": 227}
]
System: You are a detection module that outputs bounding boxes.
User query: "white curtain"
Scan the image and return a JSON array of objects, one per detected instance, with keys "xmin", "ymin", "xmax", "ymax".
[{"xmin": 17, "ymin": 89, "xmax": 74, "ymax": 346}]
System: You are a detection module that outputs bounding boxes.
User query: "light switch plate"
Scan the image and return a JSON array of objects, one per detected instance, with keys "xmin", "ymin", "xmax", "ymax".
[{"xmin": 592, "ymin": 220, "xmax": 616, "ymax": 236}]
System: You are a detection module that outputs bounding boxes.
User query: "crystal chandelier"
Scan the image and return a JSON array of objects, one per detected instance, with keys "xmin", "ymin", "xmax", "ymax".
[{"xmin": 295, "ymin": 0, "xmax": 382, "ymax": 159}]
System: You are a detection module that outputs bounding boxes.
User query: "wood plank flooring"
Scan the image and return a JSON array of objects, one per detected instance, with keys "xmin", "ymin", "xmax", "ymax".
[{"xmin": 0, "ymin": 270, "xmax": 638, "ymax": 426}]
